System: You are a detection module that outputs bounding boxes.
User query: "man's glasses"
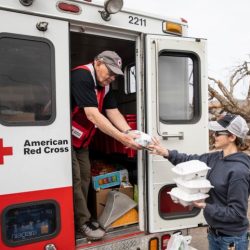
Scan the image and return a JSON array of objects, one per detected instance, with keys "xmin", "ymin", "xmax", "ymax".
[
  {"xmin": 213, "ymin": 131, "xmax": 231, "ymax": 137},
  {"xmin": 105, "ymin": 64, "xmax": 116, "ymax": 78}
]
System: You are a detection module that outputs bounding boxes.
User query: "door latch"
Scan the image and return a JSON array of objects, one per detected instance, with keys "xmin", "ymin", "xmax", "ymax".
[{"xmin": 162, "ymin": 132, "xmax": 184, "ymax": 140}]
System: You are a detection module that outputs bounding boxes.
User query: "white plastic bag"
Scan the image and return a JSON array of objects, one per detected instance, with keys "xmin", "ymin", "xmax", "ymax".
[{"xmin": 166, "ymin": 232, "xmax": 192, "ymax": 250}]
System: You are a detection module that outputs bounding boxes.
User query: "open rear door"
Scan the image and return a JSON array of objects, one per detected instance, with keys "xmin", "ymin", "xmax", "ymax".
[
  {"xmin": 145, "ymin": 35, "xmax": 208, "ymax": 233},
  {"xmin": 0, "ymin": 10, "xmax": 74, "ymax": 250}
]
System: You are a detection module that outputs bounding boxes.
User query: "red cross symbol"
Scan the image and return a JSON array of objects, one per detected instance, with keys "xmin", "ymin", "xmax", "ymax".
[{"xmin": 0, "ymin": 138, "xmax": 13, "ymax": 165}]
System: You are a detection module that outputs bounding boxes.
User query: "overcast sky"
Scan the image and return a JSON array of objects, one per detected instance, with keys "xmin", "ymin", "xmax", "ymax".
[{"xmin": 100, "ymin": 0, "xmax": 250, "ymax": 98}]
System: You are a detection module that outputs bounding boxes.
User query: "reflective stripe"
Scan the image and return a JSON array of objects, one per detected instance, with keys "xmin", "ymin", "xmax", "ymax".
[{"xmin": 84, "ymin": 63, "xmax": 96, "ymax": 86}]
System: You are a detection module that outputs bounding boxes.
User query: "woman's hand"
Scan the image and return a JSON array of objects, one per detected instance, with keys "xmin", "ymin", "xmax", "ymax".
[
  {"xmin": 147, "ymin": 137, "xmax": 169, "ymax": 157},
  {"xmin": 192, "ymin": 200, "xmax": 206, "ymax": 209}
]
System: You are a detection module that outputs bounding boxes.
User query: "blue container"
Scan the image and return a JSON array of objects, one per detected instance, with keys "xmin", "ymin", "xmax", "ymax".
[{"xmin": 92, "ymin": 171, "xmax": 120, "ymax": 190}]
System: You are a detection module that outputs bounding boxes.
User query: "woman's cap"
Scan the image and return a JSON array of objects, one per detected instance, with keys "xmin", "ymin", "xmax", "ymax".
[
  {"xmin": 208, "ymin": 114, "xmax": 249, "ymax": 139},
  {"xmin": 96, "ymin": 50, "xmax": 123, "ymax": 75}
]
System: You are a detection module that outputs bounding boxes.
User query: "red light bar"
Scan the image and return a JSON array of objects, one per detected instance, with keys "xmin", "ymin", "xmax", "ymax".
[{"xmin": 57, "ymin": 2, "xmax": 81, "ymax": 14}]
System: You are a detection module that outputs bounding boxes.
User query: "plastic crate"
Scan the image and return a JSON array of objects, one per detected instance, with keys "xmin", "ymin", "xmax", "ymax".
[{"xmin": 90, "ymin": 114, "xmax": 137, "ymax": 158}]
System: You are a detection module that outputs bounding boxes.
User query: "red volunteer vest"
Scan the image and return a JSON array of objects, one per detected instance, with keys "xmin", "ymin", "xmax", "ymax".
[{"xmin": 71, "ymin": 63, "xmax": 108, "ymax": 148}]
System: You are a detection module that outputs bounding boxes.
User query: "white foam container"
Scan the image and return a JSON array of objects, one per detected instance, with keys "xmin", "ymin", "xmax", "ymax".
[
  {"xmin": 174, "ymin": 178, "xmax": 214, "ymax": 194},
  {"xmin": 171, "ymin": 160, "xmax": 210, "ymax": 180},
  {"xmin": 168, "ymin": 187, "xmax": 209, "ymax": 207},
  {"xmin": 133, "ymin": 130, "xmax": 152, "ymax": 147}
]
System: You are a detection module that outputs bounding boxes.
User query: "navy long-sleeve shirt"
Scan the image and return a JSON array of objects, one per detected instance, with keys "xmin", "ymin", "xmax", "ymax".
[{"xmin": 167, "ymin": 150, "xmax": 250, "ymax": 236}]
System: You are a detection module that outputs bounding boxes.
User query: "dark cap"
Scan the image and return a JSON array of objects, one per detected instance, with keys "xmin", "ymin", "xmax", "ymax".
[
  {"xmin": 96, "ymin": 50, "xmax": 123, "ymax": 75},
  {"xmin": 208, "ymin": 114, "xmax": 249, "ymax": 139}
]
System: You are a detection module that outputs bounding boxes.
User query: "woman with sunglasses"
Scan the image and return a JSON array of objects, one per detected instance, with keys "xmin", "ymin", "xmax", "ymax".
[{"xmin": 148, "ymin": 114, "xmax": 250, "ymax": 250}]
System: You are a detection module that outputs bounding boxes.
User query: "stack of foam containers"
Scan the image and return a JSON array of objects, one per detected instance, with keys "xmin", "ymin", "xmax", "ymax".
[{"xmin": 168, "ymin": 160, "xmax": 213, "ymax": 207}]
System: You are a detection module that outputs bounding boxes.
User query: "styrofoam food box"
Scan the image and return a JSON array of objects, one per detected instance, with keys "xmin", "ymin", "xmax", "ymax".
[
  {"xmin": 168, "ymin": 187, "xmax": 209, "ymax": 207},
  {"xmin": 171, "ymin": 160, "xmax": 210, "ymax": 180},
  {"xmin": 133, "ymin": 130, "xmax": 152, "ymax": 147},
  {"xmin": 174, "ymin": 178, "xmax": 214, "ymax": 194}
]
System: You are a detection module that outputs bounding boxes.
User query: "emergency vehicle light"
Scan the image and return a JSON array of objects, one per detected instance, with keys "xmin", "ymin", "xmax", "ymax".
[
  {"xmin": 163, "ymin": 21, "xmax": 182, "ymax": 35},
  {"xmin": 181, "ymin": 17, "xmax": 188, "ymax": 23},
  {"xmin": 99, "ymin": 0, "xmax": 123, "ymax": 21},
  {"xmin": 104, "ymin": 0, "xmax": 123, "ymax": 14},
  {"xmin": 57, "ymin": 2, "xmax": 81, "ymax": 14}
]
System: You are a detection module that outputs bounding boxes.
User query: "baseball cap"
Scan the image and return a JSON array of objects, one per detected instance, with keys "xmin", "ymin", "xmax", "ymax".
[
  {"xmin": 96, "ymin": 50, "xmax": 123, "ymax": 75},
  {"xmin": 208, "ymin": 114, "xmax": 249, "ymax": 139}
]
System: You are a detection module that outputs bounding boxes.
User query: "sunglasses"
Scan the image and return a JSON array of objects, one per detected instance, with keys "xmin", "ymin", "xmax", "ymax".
[{"xmin": 213, "ymin": 131, "xmax": 231, "ymax": 137}]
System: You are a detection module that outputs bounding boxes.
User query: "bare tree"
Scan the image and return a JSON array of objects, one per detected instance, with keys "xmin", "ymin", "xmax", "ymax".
[{"xmin": 208, "ymin": 61, "xmax": 250, "ymax": 122}]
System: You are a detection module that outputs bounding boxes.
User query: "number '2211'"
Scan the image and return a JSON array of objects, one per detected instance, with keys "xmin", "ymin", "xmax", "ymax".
[{"xmin": 128, "ymin": 16, "xmax": 147, "ymax": 27}]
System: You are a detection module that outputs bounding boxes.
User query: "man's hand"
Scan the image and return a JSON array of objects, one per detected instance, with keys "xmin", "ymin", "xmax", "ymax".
[
  {"xmin": 119, "ymin": 131, "xmax": 142, "ymax": 150},
  {"xmin": 85, "ymin": 107, "xmax": 142, "ymax": 150}
]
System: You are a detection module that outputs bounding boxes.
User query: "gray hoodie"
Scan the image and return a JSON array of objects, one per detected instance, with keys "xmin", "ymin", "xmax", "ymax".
[{"xmin": 167, "ymin": 150, "xmax": 250, "ymax": 236}]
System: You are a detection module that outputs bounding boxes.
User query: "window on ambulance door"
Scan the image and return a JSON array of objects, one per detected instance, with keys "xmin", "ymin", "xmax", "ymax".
[
  {"xmin": 124, "ymin": 63, "xmax": 136, "ymax": 94},
  {"xmin": 158, "ymin": 51, "xmax": 200, "ymax": 123},
  {"xmin": 0, "ymin": 33, "xmax": 55, "ymax": 126}
]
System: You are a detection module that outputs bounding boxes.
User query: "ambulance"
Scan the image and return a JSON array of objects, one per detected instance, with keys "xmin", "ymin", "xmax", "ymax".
[{"xmin": 0, "ymin": 0, "xmax": 208, "ymax": 249}]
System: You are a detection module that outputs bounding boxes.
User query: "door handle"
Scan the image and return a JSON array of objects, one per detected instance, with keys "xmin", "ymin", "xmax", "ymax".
[{"xmin": 162, "ymin": 132, "xmax": 184, "ymax": 140}]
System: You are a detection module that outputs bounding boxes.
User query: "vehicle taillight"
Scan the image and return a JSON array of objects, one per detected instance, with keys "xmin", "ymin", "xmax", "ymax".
[
  {"xmin": 57, "ymin": 2, "xmax": 81, "ymax": 14},
  {"xmin": 149, "ymin": 237, "xmax": 159, "ymax": 250},
  {"xmin": 161, "ymin": 234, "xmax": 171, "ymax": 250}
]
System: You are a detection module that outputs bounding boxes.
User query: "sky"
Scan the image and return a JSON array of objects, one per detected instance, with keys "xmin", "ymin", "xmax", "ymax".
[{"xmin": 100, "ymin": 0, "xmax": 250, "ymax": 99}]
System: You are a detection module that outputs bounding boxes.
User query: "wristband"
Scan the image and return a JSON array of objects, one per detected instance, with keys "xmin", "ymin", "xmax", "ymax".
[{"xmin": 124, "ymin": 128, "xmax": 133, "ymax": 134}]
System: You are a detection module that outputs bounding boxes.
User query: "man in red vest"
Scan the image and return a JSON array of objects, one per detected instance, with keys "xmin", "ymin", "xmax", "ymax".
[{"xmin": 71, "ymin": 51, "xmax": 141, "ymax": 240}]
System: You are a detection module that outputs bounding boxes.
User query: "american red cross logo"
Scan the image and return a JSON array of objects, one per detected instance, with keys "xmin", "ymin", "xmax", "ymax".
[{"xmin": 0, "ymin": 138, "xmax": 13, "ymax": 165}]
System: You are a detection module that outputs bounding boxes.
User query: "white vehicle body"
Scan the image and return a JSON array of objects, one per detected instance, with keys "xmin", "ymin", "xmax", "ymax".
[{"xmin": 0, "ymin": 0, "xmax": 208, "ymax": 249}]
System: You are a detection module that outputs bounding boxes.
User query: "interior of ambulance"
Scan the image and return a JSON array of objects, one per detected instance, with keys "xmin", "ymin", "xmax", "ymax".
[{"xmin": 70, "ymin": 32, "xmax": 140, "ymax": 239}]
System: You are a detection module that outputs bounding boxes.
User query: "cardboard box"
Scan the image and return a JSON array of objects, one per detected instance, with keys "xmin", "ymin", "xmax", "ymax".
[{"xmin": 91, "ymin": 186, "xmax": 134, "ymax": 219}]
